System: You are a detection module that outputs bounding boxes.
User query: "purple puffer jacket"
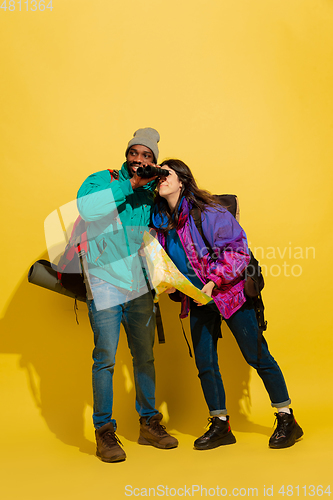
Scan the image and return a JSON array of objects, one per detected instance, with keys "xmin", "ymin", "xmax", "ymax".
[{"xmin": 151, "ymin": 197, "xmax": 250, "ymax": 319}]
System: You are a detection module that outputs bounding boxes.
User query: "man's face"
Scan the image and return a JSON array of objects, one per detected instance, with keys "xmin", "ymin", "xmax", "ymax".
[{"xmin": 126, "ymin": 145, "xmax": 155, "ymax": 177}]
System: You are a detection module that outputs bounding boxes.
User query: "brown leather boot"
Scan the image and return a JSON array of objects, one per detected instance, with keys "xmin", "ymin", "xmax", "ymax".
[
  {"xmin": 95, "ymin": 422, "xmax": 126, "ymax": 462},
  {"xmin": 138, "ymin": 413, "xmax": 178, "ymax": 449}
]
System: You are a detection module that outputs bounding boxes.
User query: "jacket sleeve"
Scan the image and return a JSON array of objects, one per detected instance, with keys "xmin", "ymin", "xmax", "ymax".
[
  {"xmin": 76, "ymin": 170, "xmax": 133, "ymax": 222},
  {"xmin": 197, "ymin": 208, "xmax": 250, "ymax": 288}
]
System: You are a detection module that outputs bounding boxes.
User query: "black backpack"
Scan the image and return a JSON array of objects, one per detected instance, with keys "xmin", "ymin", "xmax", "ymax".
[{"xmin": 191, "ymin": 195, "xmax": 267, "ymax": 361}]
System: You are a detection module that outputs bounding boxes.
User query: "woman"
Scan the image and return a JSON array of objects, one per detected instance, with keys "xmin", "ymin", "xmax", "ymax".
[{"xmin": 151, "ymin": 159, "xmax": 303, "ymax": 450}]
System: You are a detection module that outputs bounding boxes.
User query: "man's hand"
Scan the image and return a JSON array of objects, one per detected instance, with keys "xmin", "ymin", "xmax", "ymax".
[
  {"xmin": 194, "ymin": 280, "xmax": 216, "ymax": 306},
  {"xmin": 130, "ymin": 163, "xmax": 158, "ymax": 190}
]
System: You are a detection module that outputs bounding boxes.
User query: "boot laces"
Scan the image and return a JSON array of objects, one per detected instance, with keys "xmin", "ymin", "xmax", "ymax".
[
  {"xmin": 150, "ymin": 419, "xmax": 168, "ymax": 436},
  {"xmin": 202, "ymin": 417, "xmax": 219, "ymax": 437},
  {"xmin": 273, "ymin": 412, "xmax": 288, "ymax": 437},
  {"xmin": 101, "ymin": 430, "xmax": 123, "ymax": 448}
]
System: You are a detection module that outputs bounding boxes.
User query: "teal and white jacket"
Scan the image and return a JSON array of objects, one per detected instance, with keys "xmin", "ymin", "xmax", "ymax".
[{"xmin": 77, "ymin": 162, "xmax": 155, "ymax": 292}]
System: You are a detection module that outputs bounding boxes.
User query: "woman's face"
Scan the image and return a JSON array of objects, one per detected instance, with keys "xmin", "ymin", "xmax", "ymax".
[{"xmin": 158, "ymin": 165, "xmax": 183, "ymax": 208}]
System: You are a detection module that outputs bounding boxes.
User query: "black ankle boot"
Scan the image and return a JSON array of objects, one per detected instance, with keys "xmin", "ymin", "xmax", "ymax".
[
  {"xmin": 269, "ymin": 409, "xmax": 303, "ymax": 449},
  {"xmin": 194, "ymin": 416, "xmax": 236, "ymax": 450}
]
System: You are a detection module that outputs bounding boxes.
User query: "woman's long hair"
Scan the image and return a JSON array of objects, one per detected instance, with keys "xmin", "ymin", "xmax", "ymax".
[{"xmin": 154, "ymin": 159, "xmax": 222, "ymax": 232}]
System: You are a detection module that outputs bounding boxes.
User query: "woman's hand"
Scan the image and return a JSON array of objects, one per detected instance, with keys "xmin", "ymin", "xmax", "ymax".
[
  {"xmin": 194, "ymin": 280, "xmax": 216, "ymax": 306},
  {"xmin": 164, "ymin": 287, "xmax": 176, "ymax": 294}
]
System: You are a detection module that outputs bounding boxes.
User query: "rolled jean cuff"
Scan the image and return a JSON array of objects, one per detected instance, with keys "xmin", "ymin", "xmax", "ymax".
[
  {"xmin": 271, "ymin": 398, "xmax": 291, "ymax": 409},
  {"xmin": 144, "ymin": 411, "xmax": 159, "ymax": 424},
  {"xmin": 210, "ymin": 409, "xmax": 228, "ymax": 416},
  {"xmin": 95, "ymin": 419, "xmax": 117, "ymax": 431}
]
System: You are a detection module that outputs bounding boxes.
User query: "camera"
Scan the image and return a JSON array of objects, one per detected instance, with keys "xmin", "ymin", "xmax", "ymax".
[{"xmin": 136, "ymin": 165, "xmax": 170, "ymax": 178}]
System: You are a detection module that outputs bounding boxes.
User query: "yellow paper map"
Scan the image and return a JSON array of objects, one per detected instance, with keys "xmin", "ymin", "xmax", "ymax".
[{"xmin": 142, "ymin": 231, "xmax": 212, "ymax": 305}]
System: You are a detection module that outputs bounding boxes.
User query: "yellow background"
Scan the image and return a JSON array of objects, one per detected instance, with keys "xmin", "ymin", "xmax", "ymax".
[{"xmin": 1, "ymin": 1, "xmax": 332, "ymax": 499}]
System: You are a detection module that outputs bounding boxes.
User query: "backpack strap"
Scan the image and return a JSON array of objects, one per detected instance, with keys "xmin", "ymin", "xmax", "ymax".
[
  {"xmin": 139, "ymin": 243, "xmax": 166, "ymax": 345},
  {"xmin": 155, "ymin": 302, "xmax": 165, "ymax": 344},
  {"xmin": 179, "ymin": 317, "xmax": 193, "ymax": 357},
  {"xmin": 108, "ymin": 169, "xmax": 119, "ymax": 180},
  {"xmin": 77, "ymin": 246, "xmax": 94, "ymax": 300}
]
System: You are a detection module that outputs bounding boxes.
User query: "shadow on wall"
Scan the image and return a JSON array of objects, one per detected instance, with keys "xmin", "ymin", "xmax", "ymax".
[{"xmin": 0, "ymin": 254, "xmax": 271, "ymax": 455}]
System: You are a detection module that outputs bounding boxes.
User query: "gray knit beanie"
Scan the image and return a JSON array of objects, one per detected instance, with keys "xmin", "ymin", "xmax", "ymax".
[{"xmin": 125, "ymin": 127, "xmax": 160, "ymax": 163}]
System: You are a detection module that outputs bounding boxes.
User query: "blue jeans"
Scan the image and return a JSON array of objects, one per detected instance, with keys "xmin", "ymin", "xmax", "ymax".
[
  {"xmin": 87, "ymin": 276, "xmax": 158, "ymax": 429},
  {"xmin": 190, "ymin": 300, "xmax": 291, "ymax": 416}
]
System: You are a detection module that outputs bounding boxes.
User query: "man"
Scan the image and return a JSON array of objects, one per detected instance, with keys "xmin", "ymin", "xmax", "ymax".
[{"xmin": 77, "ymin": 128, "xmax": 178, "ymax": 462}]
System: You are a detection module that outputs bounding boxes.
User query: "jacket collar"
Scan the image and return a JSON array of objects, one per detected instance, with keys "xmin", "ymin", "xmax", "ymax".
[{"xmin": 152, "ymin": 196, "xmax": 191, "ymax": 229}]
